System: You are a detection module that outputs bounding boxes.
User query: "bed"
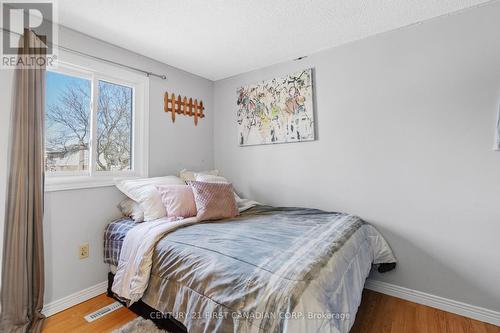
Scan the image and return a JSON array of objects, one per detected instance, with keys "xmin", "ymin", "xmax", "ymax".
[{"xmin": 104, "ymin": 205, "xmax": 396, "ymax": 333}]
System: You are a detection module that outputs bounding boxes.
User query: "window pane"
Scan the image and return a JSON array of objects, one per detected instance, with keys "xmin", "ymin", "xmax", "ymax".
[
  {"xmin": 45, "ymin": 71, "xmax": 91, "ymax": 172},
  {"xmin": 96, "ymin": 80, "xmax": 133, "ymax": 171}
]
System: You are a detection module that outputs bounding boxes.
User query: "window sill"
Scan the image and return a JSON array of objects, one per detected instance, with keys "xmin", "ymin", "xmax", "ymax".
[{"xmin": 45, "ymin": 175, "xmax": 139, "ymax": 192}]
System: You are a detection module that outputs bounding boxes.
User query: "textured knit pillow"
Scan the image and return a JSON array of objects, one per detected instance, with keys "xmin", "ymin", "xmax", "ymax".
[
  {"xmin": 188, "ymin": 181, "xmax": 239, "ymax": 221},
  {"xmin": 195, "ymin": 174, "xmax": 244, "ymax": 204},
  {"xmin": 179, "ymin": 169, "xmax": 219, "ymax": 182},
  {"xmin": 156, "ymin": 185, "xmax": 197, "ymax": 218}
]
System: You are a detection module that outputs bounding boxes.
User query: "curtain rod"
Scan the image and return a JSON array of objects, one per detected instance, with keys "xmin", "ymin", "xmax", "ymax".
[{"xmin": 1, "ymin": 28, "xmax": 167, "ymax": 80}]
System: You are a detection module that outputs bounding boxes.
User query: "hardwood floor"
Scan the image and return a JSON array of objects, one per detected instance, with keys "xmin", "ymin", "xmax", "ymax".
[
  {"xmin": 350, "ymin": 290, "xmax": 500, "ymax": 333},
  {"xmin": 43, "ymin": 294, "xmax": 137, "ymax": 333},
  {"xmin": 43, "ymin": 290, "xmax": 500, "ymax": 333}
]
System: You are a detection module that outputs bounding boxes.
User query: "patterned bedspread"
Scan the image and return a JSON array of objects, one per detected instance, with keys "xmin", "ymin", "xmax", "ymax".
[{"xmin": 103, "ymin": 217, "xmax": 138, "ymax": 266}]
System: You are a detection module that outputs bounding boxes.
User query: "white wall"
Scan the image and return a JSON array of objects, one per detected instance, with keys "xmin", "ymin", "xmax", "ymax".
[
  {"xmin": 0, "ymin": 26, "xmax": 214, "ymax": 304},
  {"xmin": 214, "ymin": 2, "xmax": 500, "ymax": 313}
]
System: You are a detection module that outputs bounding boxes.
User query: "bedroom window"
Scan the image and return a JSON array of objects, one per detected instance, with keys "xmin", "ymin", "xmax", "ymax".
[
  {"xmin": 46, "ymin": 71, "xmax": 92, "ymax": 173},
  {"xmin": 95, "ymin": 81, "xmax": 133, "ymax": 172},
  {"xmin": 45, "ymin": 59, "xmax": 149, "ymax": 191}
]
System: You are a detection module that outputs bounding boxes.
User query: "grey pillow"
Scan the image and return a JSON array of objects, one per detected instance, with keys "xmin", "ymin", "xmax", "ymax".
[{"xmin": 117, "ymin": 198, "xmax": 144, "ymax": 222}]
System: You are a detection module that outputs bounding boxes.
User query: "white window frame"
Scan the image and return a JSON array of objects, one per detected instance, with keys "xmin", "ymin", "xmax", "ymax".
[{"xmin": 45, "ymin": 52, "xmax": 149, "ymax": 191}]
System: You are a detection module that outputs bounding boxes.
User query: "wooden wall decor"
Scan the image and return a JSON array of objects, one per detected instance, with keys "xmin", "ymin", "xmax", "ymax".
[{"xmin": 164, "ymin": 92, "xmax": 205, "ymax": 126}]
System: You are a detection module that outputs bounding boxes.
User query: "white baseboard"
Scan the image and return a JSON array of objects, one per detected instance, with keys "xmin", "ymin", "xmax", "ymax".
[
  {"xmin": 42, "ymin": 281, "xmax": 108, "ymax": 317},
  {"xmin": 365, "ymin": 279, "xmax": 500, "ymax": 327}
]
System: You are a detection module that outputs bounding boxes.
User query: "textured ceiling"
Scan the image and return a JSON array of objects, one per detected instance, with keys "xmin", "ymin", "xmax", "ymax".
[{"xmin": 58, "ymin": 0, "xmax": 493, "ymax": 80}]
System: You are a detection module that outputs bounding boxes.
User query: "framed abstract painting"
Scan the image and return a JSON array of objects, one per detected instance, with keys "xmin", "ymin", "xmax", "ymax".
[{"xmin": 237, "ymin": 69, "xmax": 315, "ymax": 146}]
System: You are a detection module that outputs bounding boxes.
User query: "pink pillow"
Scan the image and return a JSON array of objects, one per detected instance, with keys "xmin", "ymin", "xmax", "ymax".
[
  {"xmin": 188, "ymin": 181, "xmax": 239, "ymax": 221},
  {"xmin": 156, "ymin": 185, "xmax": 197, "ymax": 218}
]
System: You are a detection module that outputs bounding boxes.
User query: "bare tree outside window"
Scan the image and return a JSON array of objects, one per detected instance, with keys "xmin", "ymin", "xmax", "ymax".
[
  {"xmin": 45, "ymin": 72, "xmax": 91, "ymax": 172},
  {"xmin": 96, "ymin": 81, "xmax": 133, "ymax": 171},
  {"xmin": 45, "ymin": 72, "xmax": 133, "ymax": 172}
]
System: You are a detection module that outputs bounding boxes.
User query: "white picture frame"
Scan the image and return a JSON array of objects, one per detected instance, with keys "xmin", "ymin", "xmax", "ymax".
[{"xmin": 496, "ymin": 105, "xmax": 500, "ymax": 151}]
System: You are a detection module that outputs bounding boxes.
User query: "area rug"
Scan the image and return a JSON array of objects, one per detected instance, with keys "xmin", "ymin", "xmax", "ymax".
[{"xmin": 112, "ymin": 317, "xmax": 170, "ymax": 333}]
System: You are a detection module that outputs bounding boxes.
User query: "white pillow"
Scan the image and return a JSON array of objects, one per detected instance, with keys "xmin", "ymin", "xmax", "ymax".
[
  {"xmin": 116, "ymin": 176, "xmax": 185, "ymax": 221},
  {"xmin": 179, "ymin": 169, "xmax": 218, "ymax": 182}
]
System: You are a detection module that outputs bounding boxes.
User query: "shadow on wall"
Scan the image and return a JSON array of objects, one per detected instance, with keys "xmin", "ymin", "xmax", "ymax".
[{"xmin": 367, "ymin": 224, "xmax": 500, "ymax": 313}]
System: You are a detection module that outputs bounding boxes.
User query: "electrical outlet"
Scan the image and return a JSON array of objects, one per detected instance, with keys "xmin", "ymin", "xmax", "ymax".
[{"xmin": 79, "ymin": 243, "xmax": 89, "ymax": 259}]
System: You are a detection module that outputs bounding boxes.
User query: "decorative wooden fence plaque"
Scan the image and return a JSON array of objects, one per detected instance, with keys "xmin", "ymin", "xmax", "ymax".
[{"xmin": 164, "ymin": 92, "xmax": 205, "ymax": 126}]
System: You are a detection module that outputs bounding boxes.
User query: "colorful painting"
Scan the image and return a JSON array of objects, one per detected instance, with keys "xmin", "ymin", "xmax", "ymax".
[{"xmin": 237, "ymin": 69, "xmax": 315, "ymax": 146}]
